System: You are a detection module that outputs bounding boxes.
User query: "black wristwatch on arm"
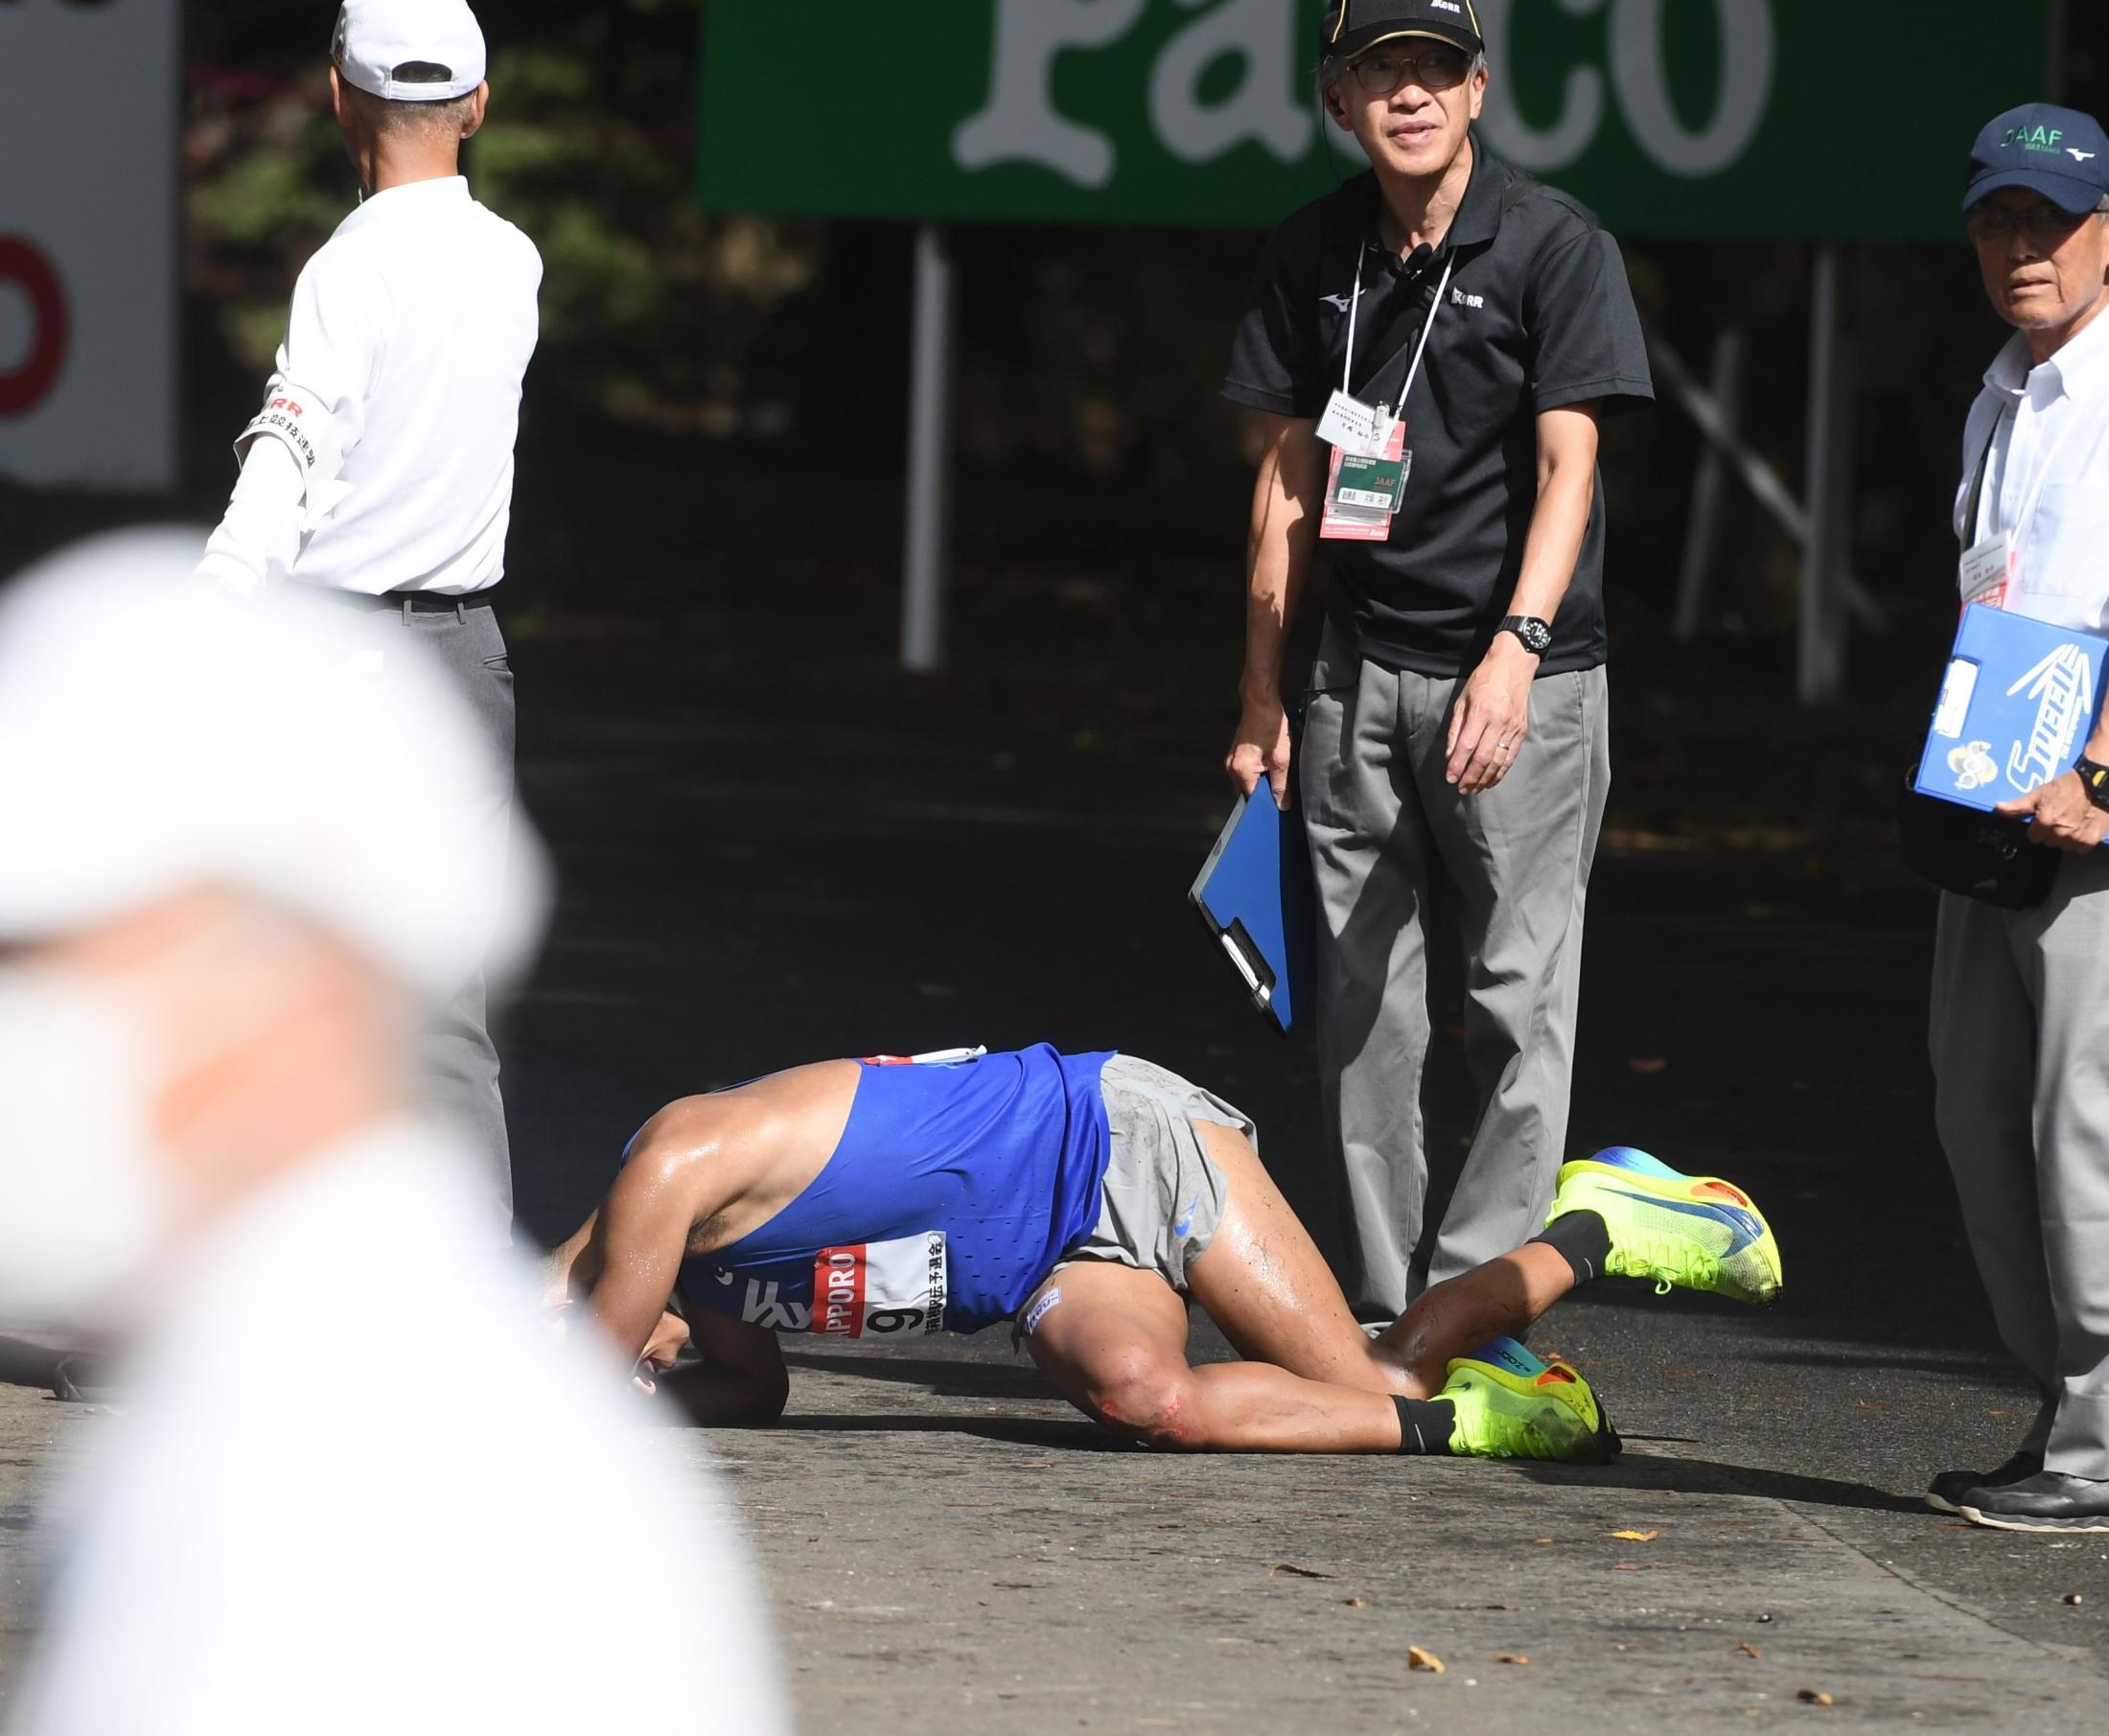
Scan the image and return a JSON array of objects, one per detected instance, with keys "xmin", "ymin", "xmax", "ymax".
[
  {"xmin": 2074, "ymin": 756, "xmax": 2109, "ymax": 812},
  {"xmin": 1496, "ymin": 615, "xmax": 1553, "ymax": 657}
]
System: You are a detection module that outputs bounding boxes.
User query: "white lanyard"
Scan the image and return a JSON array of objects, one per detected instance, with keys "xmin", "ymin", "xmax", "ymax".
[{"xmin": 1340, "ymin": 245, "xmax": 1455, "ymax": 413}]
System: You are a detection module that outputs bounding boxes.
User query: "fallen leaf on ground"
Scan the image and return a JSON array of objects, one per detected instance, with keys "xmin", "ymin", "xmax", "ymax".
[
  {"xmin": 1270, "ymin": 1562, "xmax": 1333, "ymax": 1580},
  {"xmin": 1531, "ymin": 1537, "xmax": 1554, "ymax": 1545},
  {"xmin": 1342, "ymin": 1596, "xmax": 1368, "ymax": 1609},
  {"xmin": 1608, "ymin": 1529, "xmax": 1658, "ymax": 1541},
  {"xmin": 1407, "ymin": 1647, "xmax": 1445, "ymax": 1674},
  {"xmin": 1494, "ymin": 1653, "xmax": 1530, "ymax": 1666},
  {"xmin": 1629, "ymin": 1057, "xmax": 1669, "ymax": 1075},
  {"xmin": 1736, "ymin": 1643, "xmax": 1763, "ymax": 1660},
  {"xmin": 1797, "ymin": 1689, "xmax": 1834, "ymax": 1706},
  {"xmin": 1855, "ymin": 1400, "xmax": 1886, "ymax": 1411}
]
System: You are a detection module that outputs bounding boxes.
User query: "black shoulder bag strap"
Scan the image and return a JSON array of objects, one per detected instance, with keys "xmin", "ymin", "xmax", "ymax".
[{"xmin": 1898, "ymin": 402, "xmax": 2057, "ymax": 909}]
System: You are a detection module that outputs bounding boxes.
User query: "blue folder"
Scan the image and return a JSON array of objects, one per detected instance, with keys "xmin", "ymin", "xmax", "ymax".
[
  {"xmin": 1189, "ymin": 784, "xmax": 1315, "ymax": 1036},
  {"xmin": 1916, "ymin": 604, "xmax": 2109, "ymax": 816}
]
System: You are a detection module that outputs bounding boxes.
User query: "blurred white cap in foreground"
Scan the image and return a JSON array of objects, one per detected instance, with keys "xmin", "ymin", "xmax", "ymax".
[{"xmin": 0, "ymin": 530, "xmax": 547, "ymax": 997}]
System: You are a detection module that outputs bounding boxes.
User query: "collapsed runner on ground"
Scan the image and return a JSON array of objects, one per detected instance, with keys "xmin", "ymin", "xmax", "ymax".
[{"xmin": 544, "ymin": 1047, "xmax": 1781, "ymax": 1457}]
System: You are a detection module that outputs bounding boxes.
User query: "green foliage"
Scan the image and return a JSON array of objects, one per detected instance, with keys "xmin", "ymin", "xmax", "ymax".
[{"xmin": 187, "ymin": 0, "xmax": 823, "ymax": 422}]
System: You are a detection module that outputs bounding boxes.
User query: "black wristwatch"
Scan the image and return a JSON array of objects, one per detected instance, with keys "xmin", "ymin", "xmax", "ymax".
[
  {"xmin": 1496, "ymin": 615, "xmax": 1552, "ymax": 657},
  {"xmin": 2074, "ymin": 756, "xmax": 2109, "ymax": 812}
]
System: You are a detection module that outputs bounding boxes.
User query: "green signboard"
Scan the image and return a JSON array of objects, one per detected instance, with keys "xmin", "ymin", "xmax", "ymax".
[{"xmin": 698, "ymin": 0, "xmax": 2052, "ymax": 241}]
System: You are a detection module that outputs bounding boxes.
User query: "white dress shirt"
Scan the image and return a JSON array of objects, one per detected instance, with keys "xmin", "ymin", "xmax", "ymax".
[
  {"xmin": 199, "ymin": 176, "xmax": 542, "ymax": 599},
  {"xmin": 10, "ymin": 1123, "xmax": 789, "ymax": 1736},
  {"xmin": 1954, "ymin": 307, "xmax": 2109, "ymax": 632}
]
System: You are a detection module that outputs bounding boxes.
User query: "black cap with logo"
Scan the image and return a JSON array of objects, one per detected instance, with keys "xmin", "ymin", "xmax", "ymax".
[{"xmin": 1322, "ymin": 0, "xmax": 1485, "ymax": 62}]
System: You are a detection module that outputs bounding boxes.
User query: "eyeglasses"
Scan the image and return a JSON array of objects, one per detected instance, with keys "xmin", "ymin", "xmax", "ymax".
[
  {"xmin": 1349, "ymin": 41, "xmax": 1473, "ymax": 97},
  {"xmin": 1966, "ymin": 202, "xmax": 2097, "ymax": 243}
]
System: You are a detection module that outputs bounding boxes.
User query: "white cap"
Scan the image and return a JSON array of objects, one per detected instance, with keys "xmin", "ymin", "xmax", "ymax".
[
  {"xmin": 332, "ymin": 0, "xmax": 488, "ymax": 104},
  {"xmin": 0, "ymin": 531, "xmax": 548, "ymax": 1003}
]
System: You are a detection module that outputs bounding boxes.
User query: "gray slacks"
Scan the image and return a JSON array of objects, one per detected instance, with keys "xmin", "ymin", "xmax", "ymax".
[
  {"xmin": 344, "ymin": 594, "xmax": 518, "ymax": 1239},
  {"xmin": 1932, "ymin": 853, "xmax": 2109, "ymax": 1480},
  {"xmin": 1300, "ymin": 620, "xmax": 1610, "ymax": 1315}
]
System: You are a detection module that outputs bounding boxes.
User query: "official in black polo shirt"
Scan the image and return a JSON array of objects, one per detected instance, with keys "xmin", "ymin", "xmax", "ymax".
[{"xmin": 1222, "ymin": 0, "xmax": 1652, "ymax": 1317}]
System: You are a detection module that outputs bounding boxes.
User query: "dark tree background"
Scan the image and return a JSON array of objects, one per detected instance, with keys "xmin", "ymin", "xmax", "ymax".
[{"xmin": 13, "ymin": 1, "xmax": 2099, "ymax": 848}]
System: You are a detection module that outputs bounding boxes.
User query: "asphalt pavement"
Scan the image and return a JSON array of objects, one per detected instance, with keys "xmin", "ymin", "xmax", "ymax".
[{"xmin": 3, "ymin": 648, "xmax": 2105, "ymax": 1732}]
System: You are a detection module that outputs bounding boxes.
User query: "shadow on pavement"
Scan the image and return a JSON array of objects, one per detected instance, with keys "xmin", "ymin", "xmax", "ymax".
[
  {"xmin": 1747, "ymin": 1348, "xmax": 2016, "ymax": 1381},
  {"xmin": 1518, "ymin": 1452, "xmax": 1926, "ymax": 1516},
  {"xmin": 784, "ymin": 1349, "xmax": 1048, "ymax": 1401},
  {"xmin": 768, "ymin": 1415, "xmax": 1124, "ymax": 1451},
  {"xmin": 0, "ymin": 1339, "xmax": 60, "ymax": 1394}
]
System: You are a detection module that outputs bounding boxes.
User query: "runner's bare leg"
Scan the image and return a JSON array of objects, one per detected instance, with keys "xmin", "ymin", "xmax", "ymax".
[{"xmin": 1022, "ymin": 1121, "xmax": 1581, "ymax": 1450}]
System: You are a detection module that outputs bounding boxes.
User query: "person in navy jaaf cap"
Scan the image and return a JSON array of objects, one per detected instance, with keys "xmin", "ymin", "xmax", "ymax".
[
  {"xmin": 1962, "ymin": 103, "xmax": 2109, "ymax": 351},
  {"xmin": 1927, "ymin": 104, "xmax": 2109, "ymax": 1536}
]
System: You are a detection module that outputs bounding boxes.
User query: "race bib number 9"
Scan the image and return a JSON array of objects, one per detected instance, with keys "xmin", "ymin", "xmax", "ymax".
[{"xmin": 813, "ymin": 1233, "xmax": 948, "ymax": 1336}]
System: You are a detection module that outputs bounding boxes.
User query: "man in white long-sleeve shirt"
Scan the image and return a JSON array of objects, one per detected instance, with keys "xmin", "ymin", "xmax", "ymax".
[{"xmin": 198, "ymin": 0, "xmax": 541, "ymax": 1237}]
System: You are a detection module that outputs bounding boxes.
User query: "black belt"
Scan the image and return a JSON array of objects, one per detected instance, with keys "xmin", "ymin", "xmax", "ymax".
[
  {"xmin": 311, "ymin": 588, "xmax": 497, "ymax": 617},
  {"xmin": 391, "ymin": 590, "xmax": 495, "ymax": 615}
]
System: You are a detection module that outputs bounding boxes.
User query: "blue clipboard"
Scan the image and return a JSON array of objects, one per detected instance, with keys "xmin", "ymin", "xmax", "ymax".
[
  {"xmin": 1189, "ymin": 782, "xmax": 1315, "ymax": 1037},
  {"xmin": 1916, "ymin": 604, "xmax": 2109, "ymax": 817}
]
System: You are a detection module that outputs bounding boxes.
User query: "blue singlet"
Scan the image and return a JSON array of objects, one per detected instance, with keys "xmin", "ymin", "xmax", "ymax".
[{"xmin": 678, "ymin": 1046, "xmax": 1114, "ymax": 1338}]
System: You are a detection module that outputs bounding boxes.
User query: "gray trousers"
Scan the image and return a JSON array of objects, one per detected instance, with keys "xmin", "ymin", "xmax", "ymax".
[
  {"xmin": 1932, "ymin": 853, "xmax": 2109, "ymax": 1481},
  {"xmin": 1300, "ymin": 620, "xmax": 1610, "ymax": 1315},
  {"xmin": 346, "ymin": 594, "xmax": 518, "ymax": 1238}
]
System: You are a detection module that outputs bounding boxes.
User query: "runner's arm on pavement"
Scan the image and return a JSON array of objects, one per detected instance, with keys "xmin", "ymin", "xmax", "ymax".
[
  {"xmin": 658, "ymin": 1312, "xmax": 790, "ymax": 1426},
  {"xmin": 579, "ymin": 1155, "xmax": 711, "ymax": 1367}
]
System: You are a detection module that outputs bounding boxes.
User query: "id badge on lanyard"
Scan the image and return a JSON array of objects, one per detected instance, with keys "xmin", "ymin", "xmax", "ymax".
[
  {"xmin": 1321, "ymin": 418, "xmax": 1410, "ymax": 542},
  {"xmin": 1959, "ymin": 533, "xmax": 2011, "ymax": 610},
  {"xmin": 1319, "ymin": 251, "xmax": 1453, "ymax": 543}
]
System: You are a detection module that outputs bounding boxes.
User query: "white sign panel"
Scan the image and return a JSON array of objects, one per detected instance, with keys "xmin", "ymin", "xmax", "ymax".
[{"xmin": 0, "ymin": 0, "xmax": 179, "ymax": 490}]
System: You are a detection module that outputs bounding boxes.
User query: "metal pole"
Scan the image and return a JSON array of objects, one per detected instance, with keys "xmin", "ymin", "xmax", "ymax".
[
  {"xmin": 1672, "ymin": 329, "xmax": 1744, "ymax": 643},
  {"xmin": 901, "ymin": 222, "xmax": 957, "ymax": 675},
  {"xmin": 1798, "ymin": 245, "xmax": 1846, "ymax": 706}
]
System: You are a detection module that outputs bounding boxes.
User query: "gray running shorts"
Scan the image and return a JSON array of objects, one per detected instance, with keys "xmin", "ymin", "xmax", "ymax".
[{"xmin": 1038, "ymin": 1054, "xmax": 1253, "ymax": 1305}]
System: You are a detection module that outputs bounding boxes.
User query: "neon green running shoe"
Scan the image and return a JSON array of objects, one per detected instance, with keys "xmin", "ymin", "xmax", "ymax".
[
  {"xmin": 1545, "ymin": 1146, "xmax": 1783, "ymax": 1306},
  {"xmin": 1438, "ymin": 1337, "xmax": 1620, "ymax": 1465}
]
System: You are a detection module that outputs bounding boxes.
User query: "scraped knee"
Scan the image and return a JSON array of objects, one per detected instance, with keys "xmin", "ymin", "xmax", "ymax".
[{"xmin": 1086, "ymin": 1349, "xmax": 1201, "ymax": 1451}]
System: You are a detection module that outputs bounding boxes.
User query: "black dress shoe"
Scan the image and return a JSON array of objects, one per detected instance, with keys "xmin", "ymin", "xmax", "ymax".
[
  {"xmin": 1926, "ymin": 1449, "xmax": 2043, "ymax": 1515},
  {"xmin": 1959, "ymin": 1470, "xmax": 2109, "ymax": 1532}
]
